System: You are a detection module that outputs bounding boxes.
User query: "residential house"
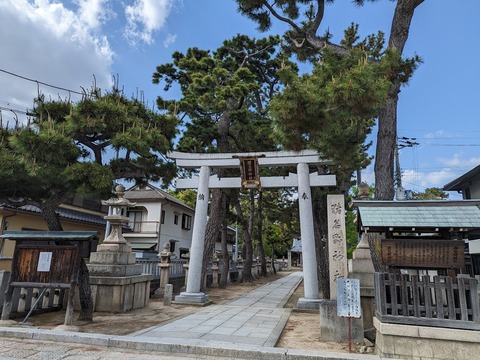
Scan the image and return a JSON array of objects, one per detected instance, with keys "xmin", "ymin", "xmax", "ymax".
[
  {"xmin": 444, "ymin": 164, "xmax": 480, "ymax": 273},
  {"xmin": 123, "ymin": 184, "xmax": 236, "ymax": 260},
  {"xmin": 443, "ymin": 164, "xmax": 480, "ymax": 199},
  {"xmin": 0, "ymin": 197, "xmax": 107, "ymax": 271},
  {"xmin": 214, "ymin": 226, "xmax": 236, "ymax": 259},
  {"xmin": 123, "ymin": 184, "xmax": 195, "ymax": 259}
]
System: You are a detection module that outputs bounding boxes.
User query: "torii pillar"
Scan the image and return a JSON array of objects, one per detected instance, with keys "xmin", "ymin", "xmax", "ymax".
[
  {"xmin": 296, "ymin": 162, "xmax": 321, "ymax": 309},
  {"xmin": 174, "ymin": 165, "xmax": 211, "ymax": 304}
]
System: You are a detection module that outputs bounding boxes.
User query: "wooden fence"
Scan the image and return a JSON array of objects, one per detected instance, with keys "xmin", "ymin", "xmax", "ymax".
[
  {"xmin": 375, "ymin": 272, "xmax": 480, "ymax": 330},
  {"xmin": 0, "ymin": 272, "xmax": 65, "ymax": 319}
]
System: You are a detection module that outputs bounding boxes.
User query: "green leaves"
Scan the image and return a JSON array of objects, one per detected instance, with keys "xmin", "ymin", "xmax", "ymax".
[
  {"xmin": 1, "ymin": 86, "xmax": 178, "ymax": 205},
  {"xmin": 154, "ymin": 34, "xmax": 293, "ymax": 154},
  {"xmin": 270, "ymin": 29, "xmax": 394, "ymax": 187}
]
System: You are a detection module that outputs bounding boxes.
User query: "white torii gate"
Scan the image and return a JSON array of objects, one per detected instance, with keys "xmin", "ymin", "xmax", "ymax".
[{"xmin": 170, "ymin": 150, "xmax": 336, "ymax": 309}]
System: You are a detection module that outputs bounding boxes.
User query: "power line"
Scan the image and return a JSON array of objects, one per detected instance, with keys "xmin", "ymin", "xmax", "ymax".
[
  {"xmin": 0, "ymin": 106, "xmax": 32, "ymax": 116},
  {"xmin": 414, "ymin": 137, "xmax": 480, "ymax": 140},
  {"xmin": 0, "ymin": 68, "xmax": 84, "ymax": 96},
  {"xmin": 422, "ymin": 144, "xmax": 480, "ymax": 147}
]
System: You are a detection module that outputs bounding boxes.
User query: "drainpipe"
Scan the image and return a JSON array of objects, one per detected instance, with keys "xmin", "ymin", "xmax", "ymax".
[
  {"xmin": 0, "ymin": 210, "xmax": 17, "ymax": 235},
  {"xmin": 156, "ymin": 203, "xmax": 163, "ymax": 253},
  {"xmin": 0, "ymin": 209, "xmax": 17, "ymax": 256}
]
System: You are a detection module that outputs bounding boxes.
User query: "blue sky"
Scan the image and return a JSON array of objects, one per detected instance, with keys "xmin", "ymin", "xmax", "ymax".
[{"xmin": 0, "ymin": 0, "xmax": 479, "ymax": 198}]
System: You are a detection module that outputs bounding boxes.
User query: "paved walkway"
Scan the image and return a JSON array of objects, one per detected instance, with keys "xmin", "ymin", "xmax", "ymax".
[
  {"xmin": 132, "ymin": 271, "xmax": 302, "ymax": 347},
  {"xmin": 0, "ymin": 272, "xmax": 378, "ymax": 360}
]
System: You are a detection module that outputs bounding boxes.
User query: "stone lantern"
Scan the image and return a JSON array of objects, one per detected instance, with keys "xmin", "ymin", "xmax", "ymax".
[
  {"xmin": 236, "ymin": 255, "xmax": 244, "ymax": 282},
  {"xmin": 357, "ymin": 182, "xmax": 370, "ymax": 200},
  {"xmin": 156, "ymin": 243, "xmax": 175, "ymax": 297},
  {"xmin": 211, "ymin": 252, "xmax": 220, "ymax": 287},
  {"xmin": 87, "ymin": 184, "xmax": 152, "ymax": 312},
  {"xmin": 97, "ymin": 184, "xmax": 136, "ymax": 253},
  {"xmin": 181, "ymin": 249, "xmax": 191, "ymax": 290}
]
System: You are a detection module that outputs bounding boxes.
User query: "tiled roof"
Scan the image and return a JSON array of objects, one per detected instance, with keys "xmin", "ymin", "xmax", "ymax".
[
  {"xmin": 123, "ymin": 188, "xmax": 166, "ymax": 200},
  {"xmin": 2, "ymin": 204, "xmax": 106, "ymax": 226},
  {"xmin": 125, "ymin": 184, "xmax": 194, "ymax": 211},
  {"xmin": 0, "ymin": 230, "xmax": 99, "ymax": 240},
  {"xmin": 357, "ymin": 204, "xmax": 480, "ymax": 229},
  {"xmin": 444, "ymin": 164, "xmax": 480, "ymax": 191},
  {"xmin": 290, "ymin": 238, "xmax": 302, "ymax": 253}
]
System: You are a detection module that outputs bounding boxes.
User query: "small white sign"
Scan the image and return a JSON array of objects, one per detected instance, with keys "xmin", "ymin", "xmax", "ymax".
[
  {"xmin": 37, "ymin": 252, "xmax": 53, "ymax": 272},
  {"xmin": 336, "ymin": 278, "xmax": 361, "ymax": 318}
]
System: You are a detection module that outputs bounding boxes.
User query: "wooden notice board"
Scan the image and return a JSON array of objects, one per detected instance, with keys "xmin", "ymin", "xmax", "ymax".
[
  {"xmin": 11, "ymin": 245, "xmax": 77, "ymax": 287},
  {"xmin": 0, "ymin": 231, "xmax": 98, "ymax": 325},
  {"xmin": 381, "ymin": 239, "xmax": 464, "ymax": 269}
]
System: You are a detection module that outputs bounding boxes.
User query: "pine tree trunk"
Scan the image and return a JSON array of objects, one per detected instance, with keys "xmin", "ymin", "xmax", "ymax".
[
  {"xmin": 76, "ymin": 259, "xmax": 94, "ymax": 321},
  {"xmin": 374, "ymin": 97, "xmax": 398, "ymax": 200},
  {"xmin": 234, "ymin": 196, "xmax": 254, "ymax": 282},
  {"xmin": 201, "ymin": 188, "xmax": 227, "ymax": 290},
  {"xmin": 312, "ymin": 189, "xmax": 329, "ymax": 299},
  {"xmin": 256, "ymin": 190, "xmax": 267, "ymax": 277},
  {"xmin": 374, "ymin": 0, "xmax": 424, "ymax": 200},
  {"xmin": 219, "ymin": 224, "xmax": 230, "ymax": 288}
]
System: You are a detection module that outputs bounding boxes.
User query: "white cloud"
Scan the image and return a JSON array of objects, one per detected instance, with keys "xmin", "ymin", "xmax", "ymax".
[
  {"xmin": 163, "ymin": 33, "xmax": 177, "ymax": 47},
  {"xmin": 424, "ymin": 129, "xmax": 463, "ymax": 140},
  {"xmin": 402, "ymin": 168, "xmax": 455, "ymax": 189},
  {"xmin": 0, "ymin": 0, "xmax": 114, "ymax": 124},
  {"xmin": 76, "ymin": 0, "xmax": 114, "ymax": 30},
  {"xmin": 124, "ymin": 0, "xmax": 175, "ymax": 45},
  {"xmin": 438, "ymin": 153, "xmax": 480, "ymax": 168}
]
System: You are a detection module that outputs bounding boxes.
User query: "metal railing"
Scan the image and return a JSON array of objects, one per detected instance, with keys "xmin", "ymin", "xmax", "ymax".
[
  {"xmin": 136, "ymin": 258, "xmax": 186, "ymax": 278},
  {"xmin": 125, "ymin": 221, "xmax": 159, "ymax": 234}
]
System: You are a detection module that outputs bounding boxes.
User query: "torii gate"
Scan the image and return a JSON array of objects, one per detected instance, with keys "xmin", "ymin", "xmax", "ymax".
[{"xmin": 170, "ymin": 150, "xmax": 336, "ymax": 309}]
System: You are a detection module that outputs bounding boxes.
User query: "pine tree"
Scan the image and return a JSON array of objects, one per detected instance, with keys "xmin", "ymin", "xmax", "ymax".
[
  {"xmin": 153, "ymin": 35, "xmax": 296, "ymax": 283},
  {"xmin": 236, "ymin": 0, "xmax": 424, "ymax": 198},
  {"xmin": 0, "ymin": 87, "xmax": 177, "ymax": 320}
]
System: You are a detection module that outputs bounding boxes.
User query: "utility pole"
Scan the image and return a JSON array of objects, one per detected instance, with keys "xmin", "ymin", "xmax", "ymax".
[{"xmin": 395, "ymin": 137, "xmax": 419, "ymax": 200}]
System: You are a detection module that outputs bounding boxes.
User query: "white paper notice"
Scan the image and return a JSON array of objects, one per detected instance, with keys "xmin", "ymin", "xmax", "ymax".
[{"xmin": 37, "ymin": 252, "xmax": 53, "ymax": 272}]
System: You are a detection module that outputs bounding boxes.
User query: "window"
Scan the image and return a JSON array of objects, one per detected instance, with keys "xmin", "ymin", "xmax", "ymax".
[
  {"xmin": 161, "ymin": 210, "xmax": 165, "ymax": 224},
  {"xmin": 169, "ymin": 240, "xmax": 176, "ymax": 253},
  {"xmin": 182, "ymin": 214, "xmax": 192, "ymax": 230},
  {"xmin": 174, "ymin": 214, "xmax": 179, "ymax": 225},
  {"xmin": 465, "ymin": 187, "xmax": 471, "ymax": 200},
  {"xmin": 128, "ymin": 209, "xmax": 143, "ymax": 232}
]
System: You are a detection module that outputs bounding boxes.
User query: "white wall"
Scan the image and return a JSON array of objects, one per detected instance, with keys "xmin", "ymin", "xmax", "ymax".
[{"xmin": 159, "ymin": 202, "xmax": 194, "ymax": 258}]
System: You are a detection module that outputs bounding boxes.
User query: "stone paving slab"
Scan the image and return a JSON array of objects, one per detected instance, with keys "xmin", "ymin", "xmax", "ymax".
[{"xmin": 133, "ymin": 271, "xmax": 303, "ymax": 347}]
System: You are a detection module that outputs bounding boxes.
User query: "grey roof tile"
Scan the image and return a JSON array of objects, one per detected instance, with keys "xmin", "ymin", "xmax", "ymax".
[{"xmin": 359, "ymin": 205, "xmax": 480, "ymax": 228}]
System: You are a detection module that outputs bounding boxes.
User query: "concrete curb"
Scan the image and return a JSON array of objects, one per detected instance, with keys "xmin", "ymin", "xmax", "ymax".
[{"xmin": 0, "ymin": 326, "xmax": 379, "ymax": 360}]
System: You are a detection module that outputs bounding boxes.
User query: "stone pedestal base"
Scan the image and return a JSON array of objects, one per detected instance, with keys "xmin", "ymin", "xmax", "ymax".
[
  {"xmin": 348, "ymin": 237, "xmax": 375, "ymax": 331},
  {"xmin": 87, "ymin": 263, "xmax": 143, "ymax": 277},
  {"xmin": 87, "ymin": 274, "xmax": 152, "ymax": 313},
  {"xmin": 86, "ymin": 252, "xmax": 151, "ymax": 313},
  {"xmin": 296, "ymin": 297, "xmax": 322, "ymax": 310},
  {"xmin": 374, "ymin": 317, "xmax": 480, "ymax": 360},
  {"xmin": 174, "ymin": 292, "xmax": 211, "ymax": 305},
  {"xmin": 319, "ymin": 299, "xmax": 364, "ymax": 343}
]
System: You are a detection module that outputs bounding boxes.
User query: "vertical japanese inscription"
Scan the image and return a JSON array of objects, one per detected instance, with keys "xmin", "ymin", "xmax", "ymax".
[
  {"xmin": 381, "ymin": 239, "xmax": 464, "ymax": 268},
  {"xmin": 37, "ymin": 252, "xmax": 53, "ymax": 272},
  {"xmin": 337, "ymin": 278, "xmax": 361, "ymax": 318},
  {"xmin": 327, "ymin": 194, "xmax": 347, "ymax": 300}
]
